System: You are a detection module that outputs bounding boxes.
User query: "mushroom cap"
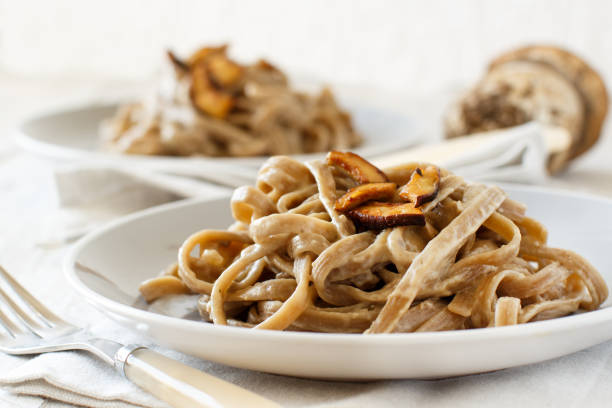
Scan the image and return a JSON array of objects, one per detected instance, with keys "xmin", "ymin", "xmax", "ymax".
[{"xmin": 489, "ymin": 45, "xmax": 608, "ymax": 160}]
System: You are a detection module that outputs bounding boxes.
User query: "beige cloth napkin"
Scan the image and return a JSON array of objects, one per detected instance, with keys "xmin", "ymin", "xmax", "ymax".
[
  {"xmin": 41, "ymin": 166, "xmax": 231, "ymax": 246},
  {"xmin": 0, "ymin": 353, "xmax": 167, "ymax": 408},
  {"xmin": 0, "ymin": 321, "xmax": 171, "ymax": 408},
  {"xmin": 372, "ymin": 121, "xmax": 566, "ymax": 182}
]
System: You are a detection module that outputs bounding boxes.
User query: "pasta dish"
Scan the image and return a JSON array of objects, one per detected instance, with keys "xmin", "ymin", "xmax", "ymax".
[
  {"xmin": 139, "ymin": 152, "xmax": 608, "ymax": 333},
  {"xmin": 100, "ymin": 45, "xmax": 361, "ymax": 157}
]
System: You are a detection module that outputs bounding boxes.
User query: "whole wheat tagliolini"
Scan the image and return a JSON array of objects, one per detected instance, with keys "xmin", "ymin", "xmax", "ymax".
[
  {"xmin": 101, "ymin": 45, "xmax": 361, "ymax": 157},
  {"xmin": 139, "ymin": 151, "xmax": 608, "ymax": 333}
]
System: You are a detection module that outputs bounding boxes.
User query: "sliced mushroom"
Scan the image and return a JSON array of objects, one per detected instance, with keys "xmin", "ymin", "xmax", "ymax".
[
  {"xmin": 327, "ymin": 151, "xmax": 388, "ymax": 184},
  {"xmin": 190, "ymin": 63, "xmax": 234, "ymax": 118},
  {"xmin": 398, "ymin": 165, "xmax": 440, "ymax": 207},
  {"xmin": 347, "ymin": 202, "xmax": 425, "ymax": 230},
  {"xmin": 334, "ymin": 182, "xmax": 397, "ymax": 212},
  {"xmin": 207, "ymin": 53, "xmax": 243, "ymax": 88}
]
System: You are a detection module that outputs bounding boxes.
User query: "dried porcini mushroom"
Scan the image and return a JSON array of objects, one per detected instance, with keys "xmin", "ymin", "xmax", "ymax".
[
  {"xmin": 206, "ymin": 53, "xmax": 243, "ymax": 88},
  {"xmin": 190, "ymin": 63, "xmax": 234, "ymax": 118},
  {"xmin": 185, "ymin": 45, "xmax": 244, "ymax": 119},
  {"xmin": 327, "ymin": 151, "xmax": 388, "ymax": 184},
  {"xmin": 398, "ymin": 165, "xmax": 440, "ymax": 207},
  {"xmin": 347, "ymin": 202, "xmax": 425, "ymax": 229},
  {"xmin": 334, "ymin": 182, "xmax": 396, "ymax": 212},
  {"xmin": 327, "ymin": 153, "xmax": 425, "ymax": 229}
]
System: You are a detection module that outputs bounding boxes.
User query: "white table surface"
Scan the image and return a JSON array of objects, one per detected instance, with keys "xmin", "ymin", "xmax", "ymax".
[{"xmin": 1, "ymin": 72, "xmax": 612, "ymax": 407}]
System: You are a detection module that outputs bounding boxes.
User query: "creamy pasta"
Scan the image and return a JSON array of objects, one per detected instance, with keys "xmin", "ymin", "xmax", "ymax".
[
  {"xmin": 101, "ymin": 45, "xmax": 361, "ymax": 157},
  {"xmin": 139, "ymin": 152, "xmax": 608, "ymax": 333}
]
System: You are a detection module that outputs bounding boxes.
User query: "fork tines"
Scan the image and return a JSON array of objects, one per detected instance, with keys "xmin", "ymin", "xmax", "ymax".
[{"xmin": 0, "ymin": 266, "xmax": 63, "ymax": 339}]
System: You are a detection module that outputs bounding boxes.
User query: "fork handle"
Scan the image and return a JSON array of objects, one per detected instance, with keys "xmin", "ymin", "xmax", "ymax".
[{"xmin": 116, "ymin": 346, "xmax": 280, "ymax": 408}]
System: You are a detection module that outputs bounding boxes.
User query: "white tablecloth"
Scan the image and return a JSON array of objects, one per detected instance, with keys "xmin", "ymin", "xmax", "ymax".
[{"xmin": 2, "ymin": 73, "xmax": 612, "ymax": 407}]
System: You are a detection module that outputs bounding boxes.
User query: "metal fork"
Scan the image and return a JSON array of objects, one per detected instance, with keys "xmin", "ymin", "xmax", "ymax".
[{"xmin": 0, "ymin": 266, "xmax": 280, "ymax": 408}]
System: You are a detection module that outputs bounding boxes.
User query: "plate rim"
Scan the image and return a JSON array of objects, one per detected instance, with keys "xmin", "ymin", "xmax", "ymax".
[{"xmin": 64, "ymin": 183, "xmax": 612, "ymax": 346}]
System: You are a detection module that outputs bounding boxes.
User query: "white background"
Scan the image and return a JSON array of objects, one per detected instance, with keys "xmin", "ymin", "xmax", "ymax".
[
  {"xmin": 2, "ymin": 0, "xmax": 612, "ymax": 95},
  {"xmin": 1, "ymin": 1, "xmax": 612, "ymax": 200}
]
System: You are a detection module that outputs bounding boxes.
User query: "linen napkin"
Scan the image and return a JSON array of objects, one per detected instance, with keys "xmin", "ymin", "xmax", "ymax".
[
  {"xmin": 41, "ymin": 166, "xmax": 231, "ymax": 247},
  {"xmin": 0, "ymin": 321, "xmax": 170, "ymax": 408},
  {"xmin": 0, "ymin": 352, "xmax": 167, "ymax": 408},
  {"xmin": 371, "ymin": 121, "xmax": 565, "ymax": 182}
]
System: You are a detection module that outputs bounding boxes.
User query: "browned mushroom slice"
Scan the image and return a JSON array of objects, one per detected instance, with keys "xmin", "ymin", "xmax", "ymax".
[
  {"xmin": 347, "ymin": 202, "xmax": 425, "ymax": 229},
  {"xmin": 334, "ymin": 182, "xmax": 397, "ymax": 212},
  {"xmin": 207, "ymin": 53, "xmax": 243, "ymax": 88},
  {"xmin": 190, "ymin": 63, "xmax": 234, "ymax": 118},
  {"xmin": 191, "ymin": 88, "xmax": 234, "ymax": 118},
  {"xmin": 398, "ymin": 165, "xmax": 440, "ymax": 207},
  {"xmin": 327, "ymin": 151, "xmax": 388, "ymax": 184}
]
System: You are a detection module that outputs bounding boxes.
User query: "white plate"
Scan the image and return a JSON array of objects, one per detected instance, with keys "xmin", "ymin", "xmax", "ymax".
[
  {"xmin": 65, "ymin": 185, "xmax": 612, "ymax": 380},
  {"xmin": 14, "ymin": 99, "xmax": 420, "ymax": 179}
]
